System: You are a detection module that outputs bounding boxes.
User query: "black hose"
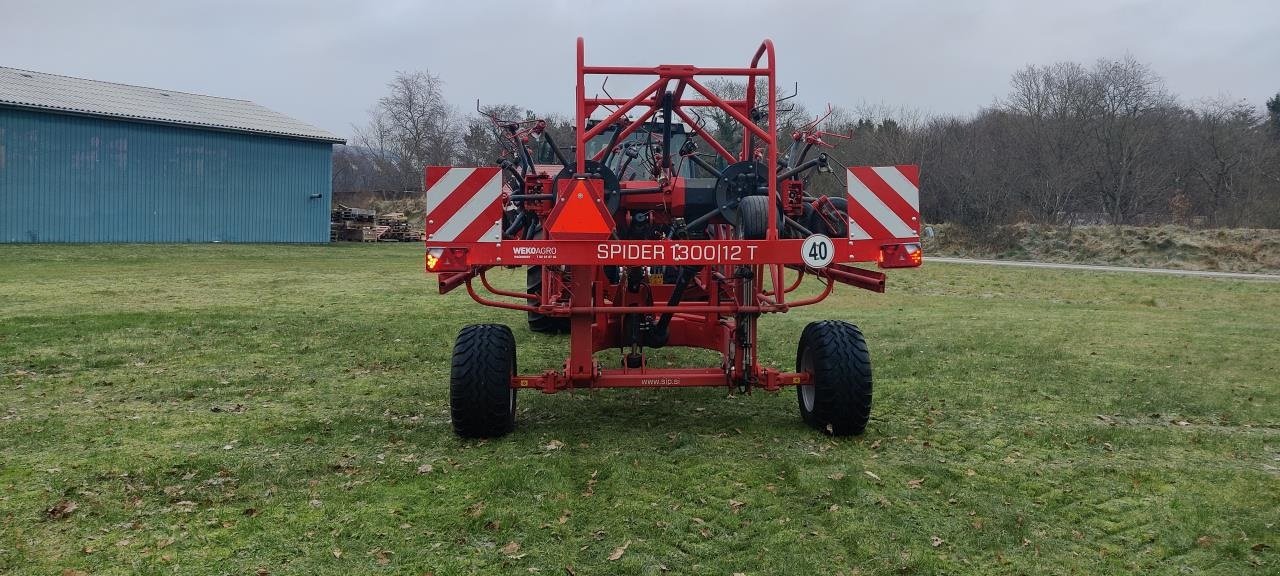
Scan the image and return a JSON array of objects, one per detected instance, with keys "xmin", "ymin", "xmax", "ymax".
[
  {"xmin": 645, "ymin": 265, "xmax": 700, "ymax": 348},
  {"xmin": 776, "ymin": 156, "xmax": 823, "ymax": 182},
  {"xmin": 541, "ymin": 131, "xmax": 571, "ymax": 169},
  {"xmin": 687, "ymin": 154, "xmax": 722, "ymax": 178},
  {"xmin": 503, "ymin": 211, "xmax": 527, "ymax": 238}
]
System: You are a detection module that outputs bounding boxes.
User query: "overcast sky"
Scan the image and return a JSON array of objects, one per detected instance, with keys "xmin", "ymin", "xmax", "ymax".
[{"xmin": 4, "ymin": 0, "xmax": 1277, "ymax": 141}]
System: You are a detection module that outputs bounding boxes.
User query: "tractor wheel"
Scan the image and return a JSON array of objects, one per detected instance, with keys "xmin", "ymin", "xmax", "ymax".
[
  {"xmin": 526, "ymin": 266, "xmax": 569, "ymax": 334},
  {"xmin": 449, "ymin": 323, "xmax": 517, "ymax": 438},
  {"xmin": 796, "ymin": 320, "xmax": 873, "ymax": 436},
  {"xmin": 803, "ymin": 197, "xmax": 849, "ymax": 237},
  {"xmin": 737, "ymin": 195, "xmax": 782, "ymax": 240}
]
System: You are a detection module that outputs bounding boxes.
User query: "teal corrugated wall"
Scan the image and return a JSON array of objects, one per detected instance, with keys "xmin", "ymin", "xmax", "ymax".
[{"xmin": 0, "ymin": 107, "xmax": 332, "ymax": 243}]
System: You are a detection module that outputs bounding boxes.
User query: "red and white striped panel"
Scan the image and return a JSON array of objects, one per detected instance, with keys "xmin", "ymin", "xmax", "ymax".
[
  {"xmin": 424, "ymin": 166, "xmax": 504, "ymax": 244},
  {"xmin": 846, "ymin": 165, "xmax": 920, "ymax": 240}
]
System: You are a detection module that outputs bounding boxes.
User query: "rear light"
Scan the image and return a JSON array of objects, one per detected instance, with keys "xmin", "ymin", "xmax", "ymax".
[
  {"xmin": 877, "ymin": 243, "xmax": 922, "ymax": 269},
  {"xmin": 426, "ymin": 247, "xmax": 470, "ymax": 272}
]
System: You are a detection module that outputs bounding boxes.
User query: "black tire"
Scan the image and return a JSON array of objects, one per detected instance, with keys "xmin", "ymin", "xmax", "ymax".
[
  {"xmin": 450, "ymin": 324, "xmax": 518, "ymax": 438},
  {"xmin": 804, "ymin": 197, "xmax": 849, "ymax": 237},
  {"xmin": 796, "ymin": 320, "xmax": 873, "ymax": 436},
  {"xmin": 737, "ymin": 195, "xmax": 782, "ymax": 240},
  {"xmin": 526, "ymin": 266, "xmax": 569, "ymax": 334}
]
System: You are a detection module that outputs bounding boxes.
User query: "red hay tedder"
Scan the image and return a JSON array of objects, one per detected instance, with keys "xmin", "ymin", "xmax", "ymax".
[{"xmin": 425, "ymin": 38, "xmax": 922, "ymax": 438}]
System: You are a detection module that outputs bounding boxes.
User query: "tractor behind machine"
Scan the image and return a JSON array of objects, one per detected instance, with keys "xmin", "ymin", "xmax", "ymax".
[{"xmin": 425, "ymin": 38, "xmax": 922, "ymax": 437}]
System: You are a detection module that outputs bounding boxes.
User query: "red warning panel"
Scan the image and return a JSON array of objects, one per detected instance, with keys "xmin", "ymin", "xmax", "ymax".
[
  {"xmin": 845, "ymin": 165, "xmax": 920, "ymax": 241},
  {"xmin": 545, "ymin": 179, "xmax": 616, "ymax": 240},
  {"xmin": 424, "ymin": 166, "xmax": 504, "ymax": 243}
]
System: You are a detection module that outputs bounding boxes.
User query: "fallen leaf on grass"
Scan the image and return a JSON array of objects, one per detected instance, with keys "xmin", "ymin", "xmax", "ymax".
[
  {"xmin": 417, "ymin": 464, "xmax": 434, "ymax": 475},
  {"xmin": 557, "ymin": 510, "xmax": 571, "ymax": 524},
  {"xmin": 501, "ymin": 541, "xmax": 522, "ymax": 556},
  {"xmin": 545, "ymin": 440, "xmax": 564, "ymax": 450},
  {"xmin": 1196, "ymin": 536, "xmax": 1214, "ymax": 547},
  {"xmin": 829, "ymin": 504, "xmax": 840, "ymax": 512},
  {"xmin": 965, "ymin": 469, "xmax": 976, "ymax": 477},
  {"xmin": 243, "ymin": 508, "xmax": 259, "ymax": 517},
  {"xmin": 607, "ymin": 540, "xmax": 630, "ymax": 561},
  {"xmin": 332, "ymin": 548, "xmax": 342, "ymax": 559},
  {"xmin": 907, "ymin": 478, "xmax": 924, "ymax": 489},
  {"xmin": 729, "ymin": 499, "xmax": 746, "ymax": 513},
  {"xmin": 1251, "ymin": 543, "xmax": 1271, "ymax": 552},
  {"xmin": 467, "ymin": 501, "xmax": 486, "ymax": 517},
  {"xmin": 863, "ymin": 471, "xmax": 881, "ymax": 481},
  {"xmin": 565, "ymin": 566, "xmax": 576, "ymax": 576},
  {"xmin": 828, "ymin": 472, "xmax": 846, "ymax": 481},
  {"xmin": 46, "ymin": 500, "xmax": 79, "ymax": 520},
  {"xmin": 931, "ymin": 536, "xmax": 944, "ymax": 547}
]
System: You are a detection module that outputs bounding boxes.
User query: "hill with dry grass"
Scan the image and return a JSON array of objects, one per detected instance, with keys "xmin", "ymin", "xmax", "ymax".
[{"xmin": 923, "ymin": 224, "xmax": 1280, "ymax": 274}]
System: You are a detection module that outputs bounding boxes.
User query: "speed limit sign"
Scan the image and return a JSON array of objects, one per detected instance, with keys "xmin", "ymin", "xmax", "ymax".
[{"xmin": 800, "ymin": 234, "xmax": 835, "ymax": 268}]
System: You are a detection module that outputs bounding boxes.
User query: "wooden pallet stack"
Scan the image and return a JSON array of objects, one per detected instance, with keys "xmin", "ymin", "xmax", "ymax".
[
  {"xmin": 331, "ymin": 204, "xmax": 423, "ymax": 242},
  {"xmin": 376, "ymin": 212, "xmax": 421, "ymax": 242}
]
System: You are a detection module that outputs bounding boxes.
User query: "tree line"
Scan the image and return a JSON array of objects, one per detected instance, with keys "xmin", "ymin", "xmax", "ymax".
[{"xmin": 335, "ymin": 58, "xmax": 1280, "ymax": 229}]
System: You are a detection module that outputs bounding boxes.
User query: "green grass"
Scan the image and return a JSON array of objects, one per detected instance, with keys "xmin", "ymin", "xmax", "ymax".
[{"xmin": 1, "ymin": 244, "xmax": 1277, "ymax": 575}]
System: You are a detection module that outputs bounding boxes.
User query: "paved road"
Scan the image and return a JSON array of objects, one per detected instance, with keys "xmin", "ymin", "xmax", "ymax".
[{"xmin": 927, "ymin": 257, "xmax": 1280, "ymax": 281}]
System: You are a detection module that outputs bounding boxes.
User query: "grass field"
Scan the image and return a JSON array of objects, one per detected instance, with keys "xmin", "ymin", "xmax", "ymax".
[{"xmin": 1, "ymin": 244, "xmax": 1277, "ymax": 575}]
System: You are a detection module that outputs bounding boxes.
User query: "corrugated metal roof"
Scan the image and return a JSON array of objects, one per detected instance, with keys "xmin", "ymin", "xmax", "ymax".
[{"xmin": 0, "ymin": 66, "xmax": 345, "ymax": 143}]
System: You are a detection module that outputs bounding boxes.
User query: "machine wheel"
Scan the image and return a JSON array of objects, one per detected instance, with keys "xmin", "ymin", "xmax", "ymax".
[
  {"xmin": 737, "ymin": 195, "xmax": 782, "ymax": 240},
  {"xmin": 803, "ymin": 197, "xmax": 849, "ymax": 237},
  {"xmin": 796, "ymin": 320, "xmax": 872, "ymax": 436},
  {"xmin": 526, "ymin": 266, "xmax": 569, "ymax": 334},
  {"xmin": 450, "ymin": 324, "xmax": 518, "ymax": 438}
]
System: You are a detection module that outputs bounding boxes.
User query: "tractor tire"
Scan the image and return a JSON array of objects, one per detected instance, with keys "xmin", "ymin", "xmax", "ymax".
[
  {"xmin": 796, "ymin": 320, "xmax": 873, "ymax": 436},
  {"xmin": 526, "ymin": 266, "xmax": 569, "ymax": 334},
  {"xmin": 737, "ymin": 195, "xmax": 782, "ymax": 240},
  {"xmin": 449, "ymin": 323, "xmax": 518, "ymax": 438},
  {"xmin": 803, "ymin": 197, "xmax": 849, "ymax": 237}
]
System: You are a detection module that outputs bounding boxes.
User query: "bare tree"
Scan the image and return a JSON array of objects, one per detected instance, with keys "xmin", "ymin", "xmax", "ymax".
[
  {"xmin": 1002, "ymin": 62, "xmax": 1094, "ymax": 223},
  {"xmin": 1084, "ymin": 56, "xmax": 1179, "ymax": 224},
  {"xmin": 1182, "ymin": 97, "xmax": 1278, "ymax": 227},
  {"xmin": 457, "ymin": 104, "xmax": 526, "ymax": 167},
  {"xmin": 352, "ymin": 70, "xmax": 460, "ymax": 190}
]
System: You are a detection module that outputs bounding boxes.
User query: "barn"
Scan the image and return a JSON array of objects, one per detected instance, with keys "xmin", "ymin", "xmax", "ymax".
[{"xmin": 0, "ymin": 67, "xmax": 344, "ymax": 243}]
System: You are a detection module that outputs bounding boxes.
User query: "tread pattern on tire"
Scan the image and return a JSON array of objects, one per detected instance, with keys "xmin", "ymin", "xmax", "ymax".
[
  {"xmin": 450, "ymin": 323, "xmax": 517, "ymax": 438},
  {"xmin": 796, "ymin": 320, "xmax": 873, "ymax": 436},
  {"xmin": 737, "ymin": 195, "xmax": 779, "ymax": 240}
]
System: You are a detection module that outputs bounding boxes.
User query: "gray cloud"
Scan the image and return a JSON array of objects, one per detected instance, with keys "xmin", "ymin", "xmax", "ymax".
[{"xmin": 5, "ymin": 0, "xmax": 1277, "ymax": 140}]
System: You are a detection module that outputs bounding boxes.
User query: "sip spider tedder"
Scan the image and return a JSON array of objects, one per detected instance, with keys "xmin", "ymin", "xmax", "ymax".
[{"xmin": 425, "ymin": 38, "xmax": 922, "ymax": 438}]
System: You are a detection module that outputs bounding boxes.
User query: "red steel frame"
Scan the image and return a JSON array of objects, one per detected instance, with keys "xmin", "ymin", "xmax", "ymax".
[{"xmin": 426, "ymin": 38, "xmax": 913, "ymax": 394}]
